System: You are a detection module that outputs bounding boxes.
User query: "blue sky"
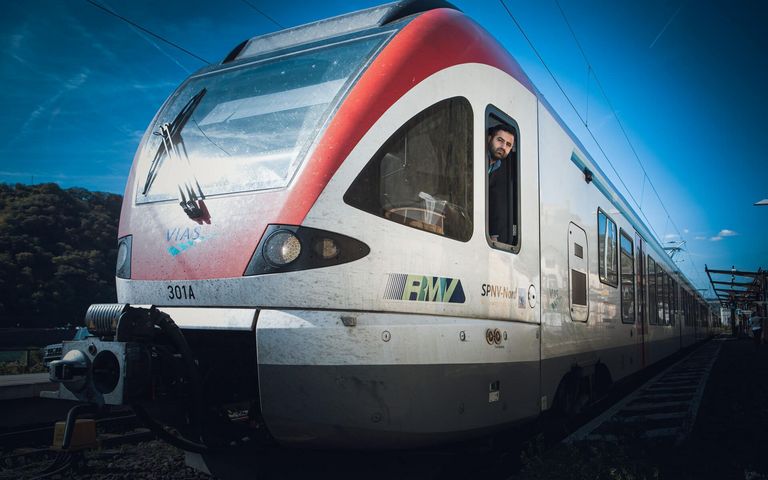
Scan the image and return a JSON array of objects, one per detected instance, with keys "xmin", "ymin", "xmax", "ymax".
[{"xmin": 1, "ymin": 0, "xmax": 766, "ymax": 296}]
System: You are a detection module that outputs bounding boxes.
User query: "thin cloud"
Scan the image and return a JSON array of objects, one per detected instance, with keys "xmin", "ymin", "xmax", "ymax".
[
  {"xmin": 16, "ymin": 69, "xmax": 90, "ymax": 138},
  {"xmin": 129, "ymin": 28, "xmax": 193, "ymax": 75},
  {"xmin": 10, "ymin": 32, "xmax": 24, "ymax": 50},
  {"xmin": 0, "ymin": 170, "xmax": 125, "ymax": 182},
  {"xmin": 10, "ymin": 53, "xmax": 61, "ymax": 81},
  {"xmin": 649, "ymin": 3, "xmax": 684, "ymax": 49},
  {"xmin": 129, "ymin": 81, "xmax": 178, "ymax": 91},
  {"xmin": 85, "ymin": 1, "xmax": 193, "ymax": 74},
  {"xmin": 8, "ymin": 21, "xmax": 29, "ymax": 52},
  {"xmin": 709, "ymin": 230, "xmax": 737, "ymax": 242},
  {"xmin": 66, "ymin": 8, "xmax": 188, "ymax": 88},
  {"xmin": 66, "ymin": 11, "xmax": 122, "ymax": 67},
  {"xmin": 7, "ymin": 24, "xmax": 61, "ymax": 81}
]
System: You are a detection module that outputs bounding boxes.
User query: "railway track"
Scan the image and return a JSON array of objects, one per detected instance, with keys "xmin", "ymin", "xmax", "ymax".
[
  {"xmin": 564, "ymin": 338, "xmax": 724, "ymax": 445},
  {"xmin": 0, "ymin": 340, "xmax": 721, "ymax": 479},
  {"xmin": 0, "ymin": 411, "xmax": 144, "ymax": 449},
  {"xmin": 0, "ymin": 412, "xmax": 156, "ymax": 480}
]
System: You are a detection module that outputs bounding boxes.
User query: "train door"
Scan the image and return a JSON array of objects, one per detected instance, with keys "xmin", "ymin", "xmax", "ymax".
[
  {"xmin": 568, "ymin": 223, "xmax": 589, "ymax": 322},
  {"xmin": 676, "ymin": 281, "xmax": 682, "ymax": 349},
  {"xmin": 635, "ymin": 233, "xmax": 647, "ymax": 367},
  {"xmin": 483, "ymin": 104, "xmax": 540, "ymax": 326},
  {"xmin": 480, "ymin": 84, "xmax": 539, "ymax": 419}
]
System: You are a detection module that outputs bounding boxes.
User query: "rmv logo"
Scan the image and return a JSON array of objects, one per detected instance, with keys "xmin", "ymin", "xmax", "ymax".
[{"xmin": 383, "ymin": 274, "xmax": 465, "ymax": 304}]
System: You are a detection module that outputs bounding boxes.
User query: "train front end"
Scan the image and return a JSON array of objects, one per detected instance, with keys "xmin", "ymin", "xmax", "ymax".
[{"xmin": 46, "ymin": 0, "xmax": 543, "ymax": 454}]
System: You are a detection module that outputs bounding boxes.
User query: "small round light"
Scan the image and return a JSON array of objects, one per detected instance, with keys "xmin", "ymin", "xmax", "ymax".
[
  {"xmin": 263, "ymin": 230, "xmax": 302, "ymax": 266},
  {"xmin": 314, "ymin": 238, "xmax": 339, "ymax": 260}
]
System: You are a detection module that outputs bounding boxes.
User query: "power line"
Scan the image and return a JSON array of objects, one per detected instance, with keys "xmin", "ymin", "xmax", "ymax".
[
  {"xmin": 550, "ymin": 0, "xmax": 666, "ymax": 241},
  {"xmin": 497, "ymin": 1, "xmax": 709, "ymax": 292},
  {"xmin": 553, "ymin": 0, "xmax": 683, "ymax": 239},
  {"xmin": 497, "ymin": 0, "xmax": 660, "ymax": 242},
  {"xmin": 238, "ymin": 0, "xmax": 285, "ymax": 29},
  {"xmin": 562, "ymin": 2, "xmax": 679, "ymax": 237},
  {"xmin": 84, "ymin": 0, "xmax": 211, "ymax": 65},
  {"xmin": 553, "ymin": 1, "xmax": 710, "ymax": 290}
]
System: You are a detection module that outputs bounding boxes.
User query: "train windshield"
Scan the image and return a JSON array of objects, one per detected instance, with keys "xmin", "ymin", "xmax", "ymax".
[{"xmin": 137, "ymin": 34, "xmax": 387, "ymax": 203}]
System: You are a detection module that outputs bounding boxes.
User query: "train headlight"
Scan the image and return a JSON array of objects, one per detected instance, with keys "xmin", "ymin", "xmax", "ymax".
[
  {"xmin": 263, "ymin": 230, "xmax": 302, "ymax": 266},
  {"xmin": 244, "ymin": 225, "xmax": 369, "ymax": 276},
  {"xmin": 314, "ymin": 238, "xmax": 340, "ymax": 260},
  {"xmin": 116, "ymin": 235, "xmax": 132, "ymax": 279}
]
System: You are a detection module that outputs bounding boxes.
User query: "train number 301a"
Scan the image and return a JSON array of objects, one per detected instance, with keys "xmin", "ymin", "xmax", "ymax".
[{"xmin": 167, "ymin": 285, "xmax": 196, "ymax": 300}]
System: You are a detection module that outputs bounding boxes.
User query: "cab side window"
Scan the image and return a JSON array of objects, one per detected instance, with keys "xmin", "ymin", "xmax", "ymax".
[
  {"xmin": 486, "ymin": 108, "xmax": 520, "ymax": 250},
  {"xmin": 344, "ymin": 97, "xmax": 473, "ymax": 241}
]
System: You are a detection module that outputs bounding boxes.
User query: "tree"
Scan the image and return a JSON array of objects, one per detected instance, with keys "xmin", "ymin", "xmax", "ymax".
[{"xmin": 0, "ymin": 183, "xmax": 122, "ymax": 328}]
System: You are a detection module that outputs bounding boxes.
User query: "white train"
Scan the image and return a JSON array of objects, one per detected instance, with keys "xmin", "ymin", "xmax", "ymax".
[{"xmin": 47, "ymin": 0, "xmax": 713, "ymax": 466}]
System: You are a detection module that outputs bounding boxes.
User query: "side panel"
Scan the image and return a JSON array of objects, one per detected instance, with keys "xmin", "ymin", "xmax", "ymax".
[
  {"xmin": 306, "ymin": 64, "xmax": 540, "ymax": 324},
  {"xmin": 118, "ymin": 65, "xmax": 541, "ymax": 329},
  {"xmin": 253, "ymin": 64, "xmax": 543, "ymax": 446},
  {"xmin": 538, "ymin": 102, "xmax": 639, "ymax": 408},
  {"xmin": 256, "ymin": 309, "xmax": 540, "ymax": 447}
]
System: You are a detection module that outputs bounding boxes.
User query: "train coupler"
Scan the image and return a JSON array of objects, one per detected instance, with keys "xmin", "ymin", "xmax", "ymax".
[{"xmin": 47, "ymin": 304, "xmax": 157, "ymax": 405}]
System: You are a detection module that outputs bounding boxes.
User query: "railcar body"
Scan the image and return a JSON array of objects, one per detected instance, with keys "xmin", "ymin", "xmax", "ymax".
[{"xmin": 47, "ymin": 0, "xmax": 714, "ymax": 464}]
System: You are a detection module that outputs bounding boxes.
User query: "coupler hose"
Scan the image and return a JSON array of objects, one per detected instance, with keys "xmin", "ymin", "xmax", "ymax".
[{"xmin": 131, "ymin": 306, "xmax": 209, "ymax": 453}]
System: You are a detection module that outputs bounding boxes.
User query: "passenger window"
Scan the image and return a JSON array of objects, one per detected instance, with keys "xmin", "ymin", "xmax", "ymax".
[
  {"xmin": 344, "ymin": 97, "xmax": 473, "ymax": 241},
  {"xmin": 664, "ymin": 272, "xmax": 671, "ymax": 326},
  {"xmin": 647, "ymin": 256, "xmax": 657, "ymax": 325},
  {"xmin": 620, "ymin": 230, "xmax": 635, "ymax": 324},
  {"xmin": 671, "ymin": 280, "xmax": 677, "ymax": 326},
  {"xmin": 597, "ymin": 209, "xmax": 618, "ymax": 287},
  {"xmin": 656, "ymin": 266, "xmax": 665, "ymax": 325},
  {"xmin": 485, "ymin": 107, "xmax": 520, "ymax": 251}
]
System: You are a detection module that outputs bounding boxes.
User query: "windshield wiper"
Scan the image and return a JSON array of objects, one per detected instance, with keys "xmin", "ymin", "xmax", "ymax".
[{"xmin": 142, "ymin": 88, "xmax": 209, "ymax": 220}]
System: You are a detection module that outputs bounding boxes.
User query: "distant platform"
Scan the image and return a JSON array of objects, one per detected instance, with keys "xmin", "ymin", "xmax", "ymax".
[{"xmin": 0, "ymin": 373, "xmax": 56, "ymax": 401}]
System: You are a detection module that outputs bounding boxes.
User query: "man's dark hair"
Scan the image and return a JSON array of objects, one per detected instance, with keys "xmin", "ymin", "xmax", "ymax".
[{"xmin": 487, "ymin": 124, "xmax": 516, "ymax": 138}]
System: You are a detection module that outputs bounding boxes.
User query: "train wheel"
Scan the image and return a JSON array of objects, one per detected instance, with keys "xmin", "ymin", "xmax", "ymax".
[
  {"xmin": 554, "ymin": 368, "xmax": 589, "ymax": 419},
  {"xmin": 592, "ymin": 363, "xmax": 613, "ymax": 402}
]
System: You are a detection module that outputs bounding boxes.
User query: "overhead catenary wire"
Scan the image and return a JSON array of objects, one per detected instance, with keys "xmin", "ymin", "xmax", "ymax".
[
  {"xmin": 555, "ymin": 0, "xmax": 681, "ymax": 240},
  {"xmin": 84, "ymin": 0, "xmax": 211, "ymax": 65},
  {"xmin": 497, "ymin": 0, "xmax": 660, "ymax": 241},
  {"xmin": 552, "ymin": 0, "xmax": 712, "ymax": 293},
  {"xmin": 498, "ymin": 0, "xmax": 711, "ymax": 293},
  {"xmin": 238, "ymin": 0, "xmax": 285, "ymax": 29}
]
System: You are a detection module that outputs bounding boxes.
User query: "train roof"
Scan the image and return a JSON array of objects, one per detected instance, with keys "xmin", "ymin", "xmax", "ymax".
[{"xmin": 223, "ymin": 0, "xmax": 460, "ymax": 64}]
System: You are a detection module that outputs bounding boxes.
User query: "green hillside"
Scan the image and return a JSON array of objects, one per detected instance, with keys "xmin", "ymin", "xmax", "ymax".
[{"xmin": 0, "ymin": 183, "xmax": 122, "ymax": 328}]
